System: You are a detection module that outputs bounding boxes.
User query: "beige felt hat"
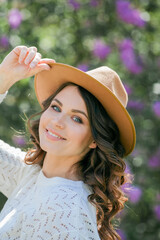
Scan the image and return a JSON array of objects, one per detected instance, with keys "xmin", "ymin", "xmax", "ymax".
[{"xmin": 34, "ymin": 63, "xmax": 136, "ymax": 156}]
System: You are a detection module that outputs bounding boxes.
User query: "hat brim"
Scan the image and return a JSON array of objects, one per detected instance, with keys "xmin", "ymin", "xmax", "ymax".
[{"xmin": 34, "ymin": 63, "xmax": 136, "ymax": 156}]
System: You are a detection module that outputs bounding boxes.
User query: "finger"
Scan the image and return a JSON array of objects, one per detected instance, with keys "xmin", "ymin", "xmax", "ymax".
[
  {"xmin": 13, "ymin": 46, "xmax": 28, "ymax": 63},
  {"xmin": 29, "ymin": 46, "xmax": 37, "ymax": 52},
  {"xmin": 24, "ymin": 48, "xmax": 37, "ymax": 65},
  {"xmin": 13, "ymin": 45, "xmax": 28, "ymax": 56},
  {"xmin": 13, "ymin": 46, "xmax": 37, "ymax": 64},
  {"xmin": 30, "ymin": 63, "xmax": 51, "ymax": 75},
  {"xmin": 19, "ymin": 47, "xmax": 29, "ymax": 64},
  {"xmin": 29, "ymin": 53, "xmax": 42, "ymax": 68},
  {"xmin": 29, "ymin": 58, "xmax": 56, "ymax": 70},
  {"xmin": 38, "ymin": 58, "xmax": 56, "ymax": 64},
  {"xmin": 28, "ymin": 58, "xmax": 55, "ymax": 73},
  {"xmin": 37, "ymin": 63, "xmax": 51, "ymax": 71}
]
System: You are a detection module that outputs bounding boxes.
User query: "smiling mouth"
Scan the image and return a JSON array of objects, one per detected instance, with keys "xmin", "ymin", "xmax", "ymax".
[{"xmin": 46, "ymin": 129, "xmax": 66, "ymax": 140}]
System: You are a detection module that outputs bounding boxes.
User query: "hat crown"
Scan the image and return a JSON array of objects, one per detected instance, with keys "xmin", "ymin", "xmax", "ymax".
[{"xmin": 86, "ymin": 66, "xmax": 128, "ymax": 108}]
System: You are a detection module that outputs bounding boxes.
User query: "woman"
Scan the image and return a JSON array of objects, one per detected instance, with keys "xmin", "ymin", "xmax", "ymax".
[{"xmin": 0, "ymin": 46, "xmax": 136, "ymax": 239}]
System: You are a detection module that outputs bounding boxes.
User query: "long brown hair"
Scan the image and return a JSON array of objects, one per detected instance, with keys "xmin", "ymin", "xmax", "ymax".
[{"xmin": 24, "ymin": 82, "xmax": 131, "ymax": 240}]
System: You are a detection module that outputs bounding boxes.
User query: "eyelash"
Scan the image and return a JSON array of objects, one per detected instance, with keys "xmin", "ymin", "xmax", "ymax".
[{"xmin": 51, "ymin": 105, "xmax": 83, "ymax": 124}]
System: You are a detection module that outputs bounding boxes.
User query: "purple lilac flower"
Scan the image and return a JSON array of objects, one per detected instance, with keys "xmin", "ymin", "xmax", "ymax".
[
  {"xmin": 124, "ymin": 83, "xmax": 132, "ymax": 95},
  {"xmin": 12, "ymin": 135, "xmax": 26, "ymax": 147},
  {"xmin": 148, "ymin": 155, "xmax": 160, "ymax": 168},
  {"xmin": 68, "ymin": 0, "xmax": 80, "ymax": 10},
  {"xmin": 93, "ymin": 40, "xmax": 111, "ymax": 60},
  {"xmin": 128, "ymin": 186, "xmax": 142, "ymax": 203},
  {"xmin": 90, "ymin": 0, "xmax": 99, "ymax": 7},
  {"xmin": 148, "ymin": 147, "xmax": 160, "ymax": 168},
  {"xmin": 8, "ymin": 9, "xmax": 22, "ymax": 29},
  {"xmin": 116, "ymin": 0, "xmax": 146, "ymax": 27},
  {"xmin": 125, "ymin": 162, "xmax": 132, "ymax": 174},
  {"xmin": 119, "ymin": 39, "xmax": 143, "ymax": 74},
  {"xmin": 121, "ymin": 162, "xmax": 133, "ymax": 192},
  {"xmin": 121, "ymin": 181, "xmax": 131, "ymax": 195},
  {"xmin": 0, "ymin": 35, "xmax": 9, "ymax": 48},
  {"xmin": 128, "ymin": 100, "xmax": 144, "ymax": 111},
  {"xmin": 153, "ymin": 101, "xmax": 160, "ymax": 118},
  {"xmin": 131, "ymin": 149, "xmax": 139, "ymax": 157},
  {"xmin": 121, "ymin": 176, "xmax": 131, "ymax": 196},
  {"xmin": 77, "ymin": 64, "xmax": 89, "ymax": 72},
  {"xmin": 154, "ymin": 205, "xmax": 160, "ymax": 220},
  {"xmin": 116, "ymin": 229, "xmax": 127, "ymax": 240}
]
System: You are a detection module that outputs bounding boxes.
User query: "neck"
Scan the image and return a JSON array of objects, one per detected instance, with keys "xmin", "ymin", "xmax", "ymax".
[{"xmin": 42, "ymin": 153, "xmax": 80, "ymax": 180}]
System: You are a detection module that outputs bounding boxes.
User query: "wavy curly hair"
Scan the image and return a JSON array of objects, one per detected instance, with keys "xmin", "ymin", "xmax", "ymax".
[{"xmin": 24, "ymin": 82, "xmax": 132, "ymax": 240}]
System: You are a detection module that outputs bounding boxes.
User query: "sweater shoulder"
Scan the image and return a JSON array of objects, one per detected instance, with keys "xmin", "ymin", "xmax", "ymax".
[{"xmin": 0, "ymin": 139, "xmax": 26, "ymax": 162}]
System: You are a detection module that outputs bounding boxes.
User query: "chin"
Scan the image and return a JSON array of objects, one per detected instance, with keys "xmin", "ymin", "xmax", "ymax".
[{"xmin": 39, "ymin": 141, "xmax": 47, "ymax": 152}]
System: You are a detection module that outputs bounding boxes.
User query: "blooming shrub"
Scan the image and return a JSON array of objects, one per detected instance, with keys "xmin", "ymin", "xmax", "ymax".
[{"xmin": 0, "ymin": 1, "xmax": 159, "ymax": 239}]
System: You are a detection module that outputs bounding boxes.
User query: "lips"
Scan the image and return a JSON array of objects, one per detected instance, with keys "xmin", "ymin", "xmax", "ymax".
[{"xmin": 46, "ymin": 128, "xmax": 66, "ymax": 140}]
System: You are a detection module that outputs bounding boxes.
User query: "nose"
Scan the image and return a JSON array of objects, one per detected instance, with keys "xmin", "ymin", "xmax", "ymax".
[{"xmin": 51, "ymin": 115, "xmax": 65, "ymax": 129}]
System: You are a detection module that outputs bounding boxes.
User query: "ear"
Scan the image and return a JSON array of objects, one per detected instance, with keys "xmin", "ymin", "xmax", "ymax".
[{"xmin": 89, "ymin": 141, "xmax": 97, "ymax": 149}]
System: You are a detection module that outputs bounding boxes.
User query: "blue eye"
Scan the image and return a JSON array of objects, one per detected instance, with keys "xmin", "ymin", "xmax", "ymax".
[
  {"xmin": 51, "ymin": 105, "xmax": 83, "ymax": 123},
  {"xmin": 51, "ymin": 105, "xmax": 61, "ymax": 112},
  {"xmin": 73, "ymin": 116, "xmax": 83, "ymax": 124}
]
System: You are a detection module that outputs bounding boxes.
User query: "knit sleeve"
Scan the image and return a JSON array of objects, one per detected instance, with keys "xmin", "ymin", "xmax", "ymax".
[
  {"xmin": 0, "ymin": 91, "xmax": 8, "ymax": 104},
  {"xmin": 0, "ymin": 92, "xmax": 41, "ymax": 198},
  {"xmin": 0, "ymin": 139, "xmax": 39, "ymax": 198}
]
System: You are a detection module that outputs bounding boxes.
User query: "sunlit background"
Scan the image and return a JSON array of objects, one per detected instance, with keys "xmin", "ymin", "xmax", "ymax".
[{"xmin": 0, "ymin": 0, "xmax": 160, "ymax": 239}]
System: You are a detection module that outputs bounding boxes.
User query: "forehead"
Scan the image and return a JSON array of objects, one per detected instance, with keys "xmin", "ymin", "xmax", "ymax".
[
  {"xmin": 53, "ymin": 85, "xmax": 87, "ymax": 109},
  {"xmin": 55, "ymin": 85, "xmax": 81, "ymax": 100}
]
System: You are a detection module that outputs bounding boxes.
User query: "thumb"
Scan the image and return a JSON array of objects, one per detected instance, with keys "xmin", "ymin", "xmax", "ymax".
[{"xmin": 33, "ymin": 63, "xmax": 51, "ymax": 74}]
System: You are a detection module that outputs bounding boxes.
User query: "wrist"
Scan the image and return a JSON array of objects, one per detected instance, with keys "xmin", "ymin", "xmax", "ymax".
[{"xmin": 0, "ymin": 64, "xmax": 11, "ymax": 93}]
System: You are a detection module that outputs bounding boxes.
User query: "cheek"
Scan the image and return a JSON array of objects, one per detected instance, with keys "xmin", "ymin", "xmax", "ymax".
[
  {"xmin": 39, "ymin": 113, "xmax": 48, "ymax": 135},
  {"xmin": 71, "ymin": 126, "xmax": 92, "ymax": 146}
]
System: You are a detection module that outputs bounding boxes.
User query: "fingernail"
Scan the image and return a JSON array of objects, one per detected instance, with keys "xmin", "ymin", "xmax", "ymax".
[
  {"xmin": 45, "ymin": 66, "xmax": 50, "ymax": 70},
  {"xmin": 30, "ymin": 63, "xmax": 35, "ymax": 68}
]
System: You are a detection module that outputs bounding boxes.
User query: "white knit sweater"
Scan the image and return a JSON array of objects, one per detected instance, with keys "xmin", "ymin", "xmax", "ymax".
[{"xmin": 0, "ymin": 92, "xmax": 100, "ymax": 240}]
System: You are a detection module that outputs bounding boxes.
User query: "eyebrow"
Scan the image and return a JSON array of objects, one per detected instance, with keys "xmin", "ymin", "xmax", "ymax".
[{"xmin": 52, "ymin": 98, "xmax": 88, "ymax": 119}]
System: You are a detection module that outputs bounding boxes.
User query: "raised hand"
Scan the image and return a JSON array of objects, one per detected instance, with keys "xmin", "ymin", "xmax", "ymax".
[{"xmin": 0, "ymin": 45, "xmax": 56, "ymax": 93}]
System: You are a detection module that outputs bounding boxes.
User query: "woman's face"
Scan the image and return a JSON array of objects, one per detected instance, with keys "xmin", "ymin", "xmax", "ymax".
[{"xmin": 39, "ymin": 85, "xmax": 96, "ymax": 162}]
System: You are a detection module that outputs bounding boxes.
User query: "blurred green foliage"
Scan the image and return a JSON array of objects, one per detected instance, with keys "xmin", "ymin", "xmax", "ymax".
[{"xmin": 0, "ymin": 0, "xmax": 160, "ymax": 239}]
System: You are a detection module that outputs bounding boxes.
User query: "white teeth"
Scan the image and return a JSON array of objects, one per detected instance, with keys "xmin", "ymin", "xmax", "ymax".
[{"xmin": 48, "ymin": 130, "xmax": 63, "ymax": 139}]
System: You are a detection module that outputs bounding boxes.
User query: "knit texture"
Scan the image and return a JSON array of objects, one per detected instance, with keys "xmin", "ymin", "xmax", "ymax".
[
  {"xmin": 0, "ymin": 91, "xmax": 8, "ymax": 104},
  {"xmin": 0, "ymin": 140, "xmax": 101, "ymax": 239},
  {"xmin": 0, "ymin": 93, "xmax": 100, "ymax": 240}
]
